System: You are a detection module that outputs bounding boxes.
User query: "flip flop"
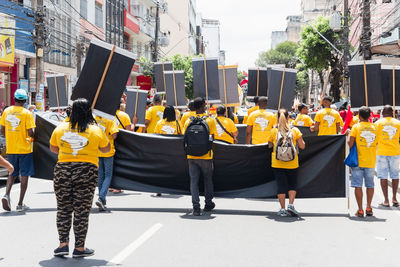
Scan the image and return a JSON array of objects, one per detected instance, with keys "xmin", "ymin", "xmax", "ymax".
[
  {"xmin": 380, "ymin": 203, "xmax": 390, "ymax": 207},
  {"xmin": 355, "ymin": 210, "xmax": 364, "ymax": 217},
  {"xmin": 366, "ymin": 207, "xmax": 373, "ymax": 216},
  {"xmin": 393, "ymin": 202, "xmax": 399, "ymax": 207}
]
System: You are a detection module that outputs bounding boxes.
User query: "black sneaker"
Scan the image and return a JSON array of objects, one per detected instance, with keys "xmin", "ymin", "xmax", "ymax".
[
  {"xmin": 54, "ymin": 245, "xmax": 69, "ymax": 257},
  {"xmin": 95, "ymin": 198, "xmax": 105, "ymax": 211},
  {"xmin": 203, "ymin": 202, "xmax": 216, "ymax": 212},
  {"xmin": 72, "ymin": 248, "xmax": 95, "ymax": 258},
  {"xmin": 192, "ymin": 208, "xmax": 201, "ymax": 216}
]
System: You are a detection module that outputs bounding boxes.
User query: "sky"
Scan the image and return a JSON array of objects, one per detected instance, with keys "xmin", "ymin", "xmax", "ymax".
[{"xmin": 196, "ymin": 0, "xmax": 302, "ymax": 71}]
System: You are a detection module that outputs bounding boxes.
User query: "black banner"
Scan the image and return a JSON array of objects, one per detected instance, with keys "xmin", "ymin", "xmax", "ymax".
[
  {"xmin": 381, "ymin": 65, "xmax": 400, "ymax": 106},
  {"xmin": 33, "ymin": 115, "xmax": 345, "ymax": 198}
]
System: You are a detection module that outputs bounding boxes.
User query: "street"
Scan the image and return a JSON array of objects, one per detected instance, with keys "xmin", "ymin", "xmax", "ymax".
[{"xmin": 0, "ymin": 177, "xmax": 399, "ymax": 267}]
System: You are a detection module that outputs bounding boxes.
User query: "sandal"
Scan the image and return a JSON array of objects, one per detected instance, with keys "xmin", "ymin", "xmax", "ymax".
[
  {"xmin": 355, "ymin": 210, "xmax": 364, "ymax": 217},
  {"xmin": 393, "ymin": 202, "xmax": 399, "ymax": 207},
  {"xmin": 366, "ymin": 207, "xmax": 373, "ymax": 216},
  {"xmin": 380, "ymin": 202, "xmax": 390, "ymax": 207}
]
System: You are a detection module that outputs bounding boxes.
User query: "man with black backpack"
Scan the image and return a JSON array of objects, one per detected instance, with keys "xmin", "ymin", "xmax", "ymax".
[{"xmin": 183, "ymin": 97, "xmax": 217, "ymax": 216}]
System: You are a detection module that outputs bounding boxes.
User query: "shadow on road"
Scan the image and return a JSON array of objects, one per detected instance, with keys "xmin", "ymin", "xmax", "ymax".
[
  {"xmin": 266, "ymin": 214, "xmax": 305, "ymax": 223},
  {"xmin": 39, "ymin": 257, "xmax": 111, "ymax": 267},
  {"xmin": 150, "ymin": 194, "xmax": 183, "ymax": 199},
  {"xmin": 348, "ymin": 216, "xmax": 386, "ymax": 222}
]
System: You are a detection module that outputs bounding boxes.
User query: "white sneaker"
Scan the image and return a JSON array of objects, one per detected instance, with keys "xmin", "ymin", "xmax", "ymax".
[
  {"xmin": 277, "ymin": 209, "xmax": 289, "ymax": 217},
  {"xmin": 287, "ymin": 204, "xmax": 299, "ymax": 217},
  {"xmin": 2, "ymin": 195, "xmax": 10, "ymax": 211},
  {"xmin": 16, "ymin": 204, "xmax": 29, "ymax": 212}
]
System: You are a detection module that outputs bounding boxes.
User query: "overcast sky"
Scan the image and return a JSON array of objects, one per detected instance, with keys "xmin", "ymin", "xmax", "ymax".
[{"xmin": 196, "ymin": 0, "xmax": 302, "ymax": 70}]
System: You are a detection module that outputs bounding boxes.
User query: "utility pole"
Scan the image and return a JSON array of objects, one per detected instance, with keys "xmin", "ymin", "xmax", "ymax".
[
  {"xmin": 33, "ymin": 0, "xmax": 45, "ymax": 95},
  {"xmin": 361, "ymin": 0, "xmax": 371, "ymax": 60},
  {"xmin": 343, "ymin": 0, "xmax": 350, "ymax": 99},
  {"xmin": 76, "ymin": 39, "xmax": 84, "ymax": 77},
  {"xmin": 152, "ymin": 1, "xmax": 160, "ymax": 62}
]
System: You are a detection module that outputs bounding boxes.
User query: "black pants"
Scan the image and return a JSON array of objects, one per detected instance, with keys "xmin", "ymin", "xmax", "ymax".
[
  {"xmin": 188, "ymin": 159, "xmax": 214, "ymax": 210},
  {"xmin": 53, "ymin": 162, "xmax": 98, "ymax": 248},
  {"xmin": 272, "ymin": 168, "xmax": 298, "ymax": 194}
]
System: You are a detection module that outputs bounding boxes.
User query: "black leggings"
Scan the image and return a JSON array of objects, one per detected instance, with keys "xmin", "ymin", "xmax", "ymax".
[{"xmin": 272, "ymin": 168, "xmax": 298, "ymax": 194}]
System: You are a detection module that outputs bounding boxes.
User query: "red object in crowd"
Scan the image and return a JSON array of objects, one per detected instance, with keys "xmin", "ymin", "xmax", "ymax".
[
  {"xmin": 137, "ymin": 75, "xmax": 152, "ymax": 91},
  {"xmin": 370, "ymin": 111, "xmax": 380, "ymax": 122},
  {"xmin": 341, "ymin": 106, "xmax": 353, "ymax": 134},
  {"xmin": 240, "ymin": 79, "xmax": 248, "ymax": 87}
]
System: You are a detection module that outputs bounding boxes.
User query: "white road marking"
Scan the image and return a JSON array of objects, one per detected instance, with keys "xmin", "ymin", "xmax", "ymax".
[{"xmin": 108, "ymin": 223, "xmax": 163, "ymax": 265}]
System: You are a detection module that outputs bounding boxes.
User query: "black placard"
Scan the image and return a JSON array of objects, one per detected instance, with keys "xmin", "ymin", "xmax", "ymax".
[
  {"xmin": 164, "ymin": 71, "xmax": 186, "ymax": 108},
  {"xmin": 153, "ymin": 62, "xmax": 172, "ymax": 92},
  {"xmin": 71, "ymin": 39, "xmax": 136, "ymax": 119},
  {"xmin": 218, "ymin": 66, "xmax": 240, "ymax": 106},
  {"xmin": 192, "ymin": 58, "xmax": 220, "ymax": 103},
  {"xmin": 46, "ymin": 75, "xmax": 68, "ymax": 109},
  {"xmin": 267, "ymin": 68, "xmax": 297, "ymax": 111},
  {"xmin": 381, "ymin": 65, "xmax": 400, "ymax": 107},
  {"xmin": 125, "ymin": 87, "xmax": 148, "ymax": 127},
  {"xmin": 248, "ymin": 68, "xmax": 268, "ymax": 97}
]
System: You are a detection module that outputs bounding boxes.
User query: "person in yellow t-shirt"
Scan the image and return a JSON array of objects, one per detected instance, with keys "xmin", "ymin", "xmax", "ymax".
[
  {"xmin": 246, "ymin": 97, "xmax": 276, "ymax": 144},
  {"xmin": 0, "ymin": 89, "xmax": 36, "ymax": 212},
  {"xmin": 94, "ymin": 116, "xmax": 119, "ymax": 211},
  {"xmin": 374, "ymin": 105, "xmax": 400, "ymax": 207},
  {"xmin": 180, "ymin": 101, "xmax": 196, "ymax": 127},
  {"xmin": 115, "ymin": 107, "xmax": 132, "ymax": 131},
  {"xmin": 144, "ymin": 94, "xmax": 165, "ymax": 133},
  {"xmin": 214, "ymin": 106, "xmax": 238, "ymax": 144},
  {"xmin": 50, "ymin": 98, "xmax": 110, "ymax": 257},
  {"xmin": 183, "ymin": 97, "xmax": 217, "ymax": 216},
  {"xmin": 243, "ymin": 96, "xmax": 260, "ymax": 124},
  {"xmin": 348, "ymin": 106, "xmax": 377, "ymax": 217},
  {"xmin": 268, "ymin": 109, "xmax": 305, "ymax": 217},
  {"xmin": 155, "ymin": 105, "xmax": 183, "ymax": 135},
  {"xmin": 312, "ymin": 96, "xmax": 341, "ymax": 135},
  {"xmin": 293, "ymin": 103, "xmax": 314, "ymax": 127},
  {"xmin": 349, "ymin": 113, "xmax": 359, "ymax": 128}
]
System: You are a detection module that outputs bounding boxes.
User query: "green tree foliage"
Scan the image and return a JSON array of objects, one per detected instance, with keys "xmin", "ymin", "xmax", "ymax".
[
  {"xmin": 296, "ymin": 16, "xmax": 343, "ymax": 102},
  {"xmin": 255, "ymin": 41, "xmax": 298, "ymax": 68},
  {"xmin": 237, "ymin": 70, "xmax": 245, "ymax": 84},
  {"xmin": 295, "ymin": 63, "xmax": 309, "ymax": 98},
  {"xmin": 138, "ymin": 57, "xmax": 154, "ymax": 81}
]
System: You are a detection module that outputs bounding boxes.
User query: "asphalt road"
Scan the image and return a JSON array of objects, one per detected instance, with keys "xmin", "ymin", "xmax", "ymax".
[{"xmin": 0, "ymin": 177, "xmax": 399, "ymax": 267}]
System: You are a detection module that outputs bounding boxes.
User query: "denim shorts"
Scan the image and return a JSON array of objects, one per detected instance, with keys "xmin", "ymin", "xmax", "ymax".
[
  {"xmin": 351, "ymin": 167, "xmax": 375, "ymax": 188},
  {"xmin": 7, "ymin": 153, "xmax": 35, "ymax": 177},
  {"xmin": 377, "ymin": 155, "xmax": 400, "ymax": 179}
]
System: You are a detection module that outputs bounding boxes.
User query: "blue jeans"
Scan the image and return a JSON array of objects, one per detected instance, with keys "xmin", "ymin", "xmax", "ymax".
[
  {"xmin": 98, "ymin": 156, "xmax": 114, "ymax": 202},
  {"xmin": 377, "ymin": 155, "xmax": 400, "ymax": 179},
  {"xmin": 351, "ymin": 167, "xmax": 375, "ymax": 188}
]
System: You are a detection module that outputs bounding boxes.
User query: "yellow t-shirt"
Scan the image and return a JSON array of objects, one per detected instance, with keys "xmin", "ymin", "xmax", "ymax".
[
  {"xmin": 350, "ymin": 122, "xmax": 378, "ymax": 168},
  {"xmin": 0, "ymin": 106, "xmax": 36, "ymax": 154},
  {"xmin": 247, "ymin": 105, "xmax": 259, "ymax": 116},
  {"xmin": 314, "ymin": 108, "xmax": 341, "ymax": 136},
  {"xmin": 233, "ymin": 114, "xmax": 239, "ymax": 124},
  {"xmin": 154, "ymin": 119, "xmax": 183, "ymax": 135},
  {"xmin": 269, "ymin": 127, "xmax": 302, "ymax": 169},
  {"xmin": 215, "ymin": 116, "xmax": 238, "ymax": 144},
  {"xmin": 115, "ymin": 110, "xmax": 131, "ymax": 130},
  {"xmin": 375, "ymin": 117, "xmax": 400, "ymax": 156},
  {"xmin": 181, "ymin": 111, "xmax": 196, "ymax": 127},
  {"xmin": 49, "ymin": 122, "xmax": 109, "ymax": 167},
  {"xmin": 95, "ymin": 116, "xmax": 119, "ymax": 157},
  {"xmin": 293, "ymin": 114, "xmax": 314, "ymax": 127},
  {"xmin": 175, "ymin": 109, "xmax": 181, "ymax": 120},
  {"xmin": 183, "ymin": 114, "xmax": 217, "ymax": 160},
  {"xmin": 145, "ymin": 105, "xmax": 165, "ymax": 133},
  {"xmin": 349, "ymin": 116, "xmax": 359, "ymax": 128},
  {"xmin": 247, "ymin": 109, "xmax": 277, "ymax": 144}
]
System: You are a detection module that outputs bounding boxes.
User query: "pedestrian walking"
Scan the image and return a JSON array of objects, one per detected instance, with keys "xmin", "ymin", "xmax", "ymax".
[
  {"xmin": 268, "ymin": 109, "xmax": 305, "ymax": 217},
  {"xmin": 1, "ymin": 89, "xmax": 35, "ymax": 212},
  {"xmin": 375, "ymin": 105, "xmax": 400, "ymax": 207},
  {"xmin": 50, "ymin": 98, "xmax": 110, "ymax": 258},
  {"xmin": 348, "ymin": 107, "xmax": 377, "ymax": 217},
  {"xmin": 312, "ymin": 96, "xmax": 342, "ymax": 135},
  {"xmin": 183, "ymin": 97, "xmax": 217, "ymax": 216}
]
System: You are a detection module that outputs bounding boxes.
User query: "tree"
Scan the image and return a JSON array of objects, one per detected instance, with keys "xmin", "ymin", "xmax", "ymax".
[
  {"xmin": 255, "ymin": 41, "xmax": 298, "ymax": 68},
  {"xmin": 237, "ymin": 70, "xmax": 245, "ymax": 84},
  {"xmin": 138, "ymin": 57, "xmax": 154, "ymax": 81},
  {"xmin": 296, "ymin": 16, "xmax": 343, "ymax": 102}
]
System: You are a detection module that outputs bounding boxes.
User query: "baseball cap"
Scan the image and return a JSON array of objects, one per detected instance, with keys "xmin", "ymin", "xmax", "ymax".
[
  {"xmin": 298, "ymin": 103, "xmax": 308, "ymax": 112},
  {"xmin": 14, "ymin": 89, "xmax": 28, "ymax": 100}
]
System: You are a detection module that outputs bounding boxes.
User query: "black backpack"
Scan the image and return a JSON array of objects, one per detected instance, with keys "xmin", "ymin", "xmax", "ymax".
[{"xmin": 184, "ymin": 116, "xmax": 213, "ymax": 156}]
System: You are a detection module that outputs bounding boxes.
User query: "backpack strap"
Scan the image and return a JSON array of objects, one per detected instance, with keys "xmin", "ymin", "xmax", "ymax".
[
  {"xmin": 216, "ymin": 117, "xmax": 234, "ymax": 139},
  {"xmin": 115, "ymin": 114, "xmax": 126, "ymax": 130},
  {"xmin": 176, "ymin": 120, "xmax": 182, "ymax": 135}
]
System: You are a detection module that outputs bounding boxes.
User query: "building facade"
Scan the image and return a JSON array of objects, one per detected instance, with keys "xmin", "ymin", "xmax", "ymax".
[
  {"xmin": 271, "ymin": 31, "xmax": 287, "ymax": 49},
  {"xmin": 286, "ymin": 15, "xmax": 302, "ymax": 43},
  {"xmin": 201, "ymin": 18, "xmax": 220, "ymax": 59}
]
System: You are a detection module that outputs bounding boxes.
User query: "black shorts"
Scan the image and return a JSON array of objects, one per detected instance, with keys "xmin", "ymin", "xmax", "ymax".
[{"xmin": 272, "ymin": 168, "xmax": 298, "ymax": 194}]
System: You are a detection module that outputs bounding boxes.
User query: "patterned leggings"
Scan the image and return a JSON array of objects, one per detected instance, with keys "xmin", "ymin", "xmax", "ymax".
[{"xmin": 53, "ymin": 162, "xmax": 98, "ymax": 248}]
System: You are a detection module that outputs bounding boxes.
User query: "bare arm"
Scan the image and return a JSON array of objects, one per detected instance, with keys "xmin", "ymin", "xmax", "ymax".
[
  {"xmin": 268, "ymin": 141, "xmax": 273, "ymax": 148},
  {"xmin": 297, "ymin": 137, "xmax": 306, "ymax": 150},
  {"xmin": 27, "ymin": 128, "xmax": 34, "ymax": 138},
  {"xmin": 99, "ymin": 143, "xmax": 111, "ymax": 153},
  {"xmin": 1, "ymin": 126, "xmax": 4, "ymax": 137},
  {"xmin": 348, "ymin": 136, "xmax": 355, "ymax": 149},
  {"xmin": 50, "ymin": 144, "xmax": 59, "ymax": 154},
  {"xmin": 143, "ymin": 119, "xmax": 150, "ymax": 133},
  {"xmin": 312, "ymin": 122, "xmax": 320, "ymax": 132},
  {"xmin": 233, "ymin": 130, "xmax": 238, "ymax": 144},
  {"xmin": 111, "ymin": 132, "xmax": 118, "ymax": 140},
  {"xmin": 336, "ymin": 122, "xmax": 341, "ymax": 134},
  {"xmin": 246, "ymin": 125, "xmax": 252, "ymax": 144},
  {"xmin": 0, "ymin": 155, "xmax": 13, "ymax": 174}
]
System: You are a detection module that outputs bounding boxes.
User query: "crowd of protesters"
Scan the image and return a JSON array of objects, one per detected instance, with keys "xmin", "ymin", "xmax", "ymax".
[{"xmin": 1, "ymin": 87, "xmax": 400, "ymax": 258}]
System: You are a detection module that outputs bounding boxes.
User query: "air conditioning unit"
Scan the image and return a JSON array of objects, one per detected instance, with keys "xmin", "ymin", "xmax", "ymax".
[
  {"xmin": 159, "ymin": 36, "xmax": 169, "ymax": 47},
  {"xmin": 329, "ymin": 11, "xmax": 342, "ymax": 32}
]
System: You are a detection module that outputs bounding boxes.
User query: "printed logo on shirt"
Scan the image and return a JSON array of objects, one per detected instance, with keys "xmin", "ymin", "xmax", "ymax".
[
  {"xmin": 161, "ymin": 125, "xmax": 176, "ymax": 135},
  {"xmin": 6, "ymin": 114, "xmax": 21, "ymax": 131},
  {"xmin": 296, "ymin": 120, "xmax": 305, "ymax": 126},
  {"xmin": 360, "ymin": 130, "xmax": 376, "ymax": 147},
  {"xmin": 383, "ymin": 125, "xmax": 397, "ymax": 139},
  {"xmin": 216, "ymin": 124, "xmax": 224, "ymax": 136},
  {"xmin": 323, "ymin": 114, "xmax": 335, "ymax": 127},
  {"xmin": 60, "ymin": 131, "xmax": 89, "ymax": 156},
  {"xmin": 157, "ymin": 111, "xmax": 163, "ymax": 121},
  {"xmin": 255, "ymin": 117, "xmax": 269, "ymax": 130}
]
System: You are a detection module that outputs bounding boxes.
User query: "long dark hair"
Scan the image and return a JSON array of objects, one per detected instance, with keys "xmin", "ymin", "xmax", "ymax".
[
  {"xmin": 163, "ymin": 105, "xmax": 176, "ymax": 122},
  {"xmin": 70, "ymin": 98, "xmax": 95, "ymax": 132}
]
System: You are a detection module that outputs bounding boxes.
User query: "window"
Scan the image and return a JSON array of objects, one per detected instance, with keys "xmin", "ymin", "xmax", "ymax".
[
  {"xmin": 80, "ymin": 0, "xmax": 87, "ymax": 19},
  {"xmin": 95, "ymin": 3, "xmax": 103, "ymax": 27}
]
